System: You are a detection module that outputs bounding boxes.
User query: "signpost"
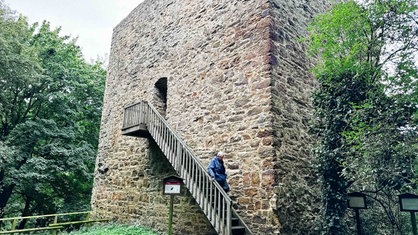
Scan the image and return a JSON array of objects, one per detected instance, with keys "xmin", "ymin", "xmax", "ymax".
[
  {"xmin": 163, "ymin": 176, "xmax": 183, "ymax": 235},
  {"xmin": 347, "ymin": 192, "xmax": 367, "ymax": 235},
  {"xmin": 399, "ymin": 193, "xmax": 418, "ymax": 235}
]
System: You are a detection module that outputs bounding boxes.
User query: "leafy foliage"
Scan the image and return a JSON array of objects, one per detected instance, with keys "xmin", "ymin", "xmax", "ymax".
[
  {"xmin": 0, "ymin": 0, "xmax": 106, "ymax": 220},
  {"xmin": 62, "ymin": 223, "xmax": 159, "ymax": 235},
  {"xmin": 306, "ymin": 0, "xmax": 418, "ymax": 234}
]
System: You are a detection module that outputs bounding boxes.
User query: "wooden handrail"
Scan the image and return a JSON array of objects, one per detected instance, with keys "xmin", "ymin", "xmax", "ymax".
[
  {"xmin": 122, "ymin": 103, "xmax": 143, "ymax": 130},
  {"xmin": 123, "ymin": 101, "xmax": 251, "ymax": 235}
]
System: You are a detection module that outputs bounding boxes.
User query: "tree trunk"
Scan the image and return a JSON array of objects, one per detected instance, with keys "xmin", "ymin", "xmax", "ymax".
[
  {"xmin": 1, "ymin": 122, "xmax": 9, "ymax": 139},
  {"xmin": 0, "ymin": 154, "xmax": 29, "ymax": 219},
  {"xmin": 18, "ymin": 197, "xmax": 32, "ymax": 229},
  {"xmin": 0, "ymin": 184, "xmax": 14, "ymax": 219}
]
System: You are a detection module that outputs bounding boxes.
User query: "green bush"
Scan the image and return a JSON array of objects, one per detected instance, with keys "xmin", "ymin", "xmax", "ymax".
[{"xmin": 62, "ymin": 224, "xmax": 160, "ymax": 235}]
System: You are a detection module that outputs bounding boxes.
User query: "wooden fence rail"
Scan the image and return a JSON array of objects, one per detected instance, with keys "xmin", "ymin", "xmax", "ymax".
[{"xmin": 0, "ymin": 211, "xmax": 108, "ymax": 234}]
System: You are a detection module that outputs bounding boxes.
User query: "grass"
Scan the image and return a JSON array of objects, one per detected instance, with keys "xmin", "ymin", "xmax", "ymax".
[{"xmin": 61, "ymin": 223, "xmax": 160, "ymax": 235}]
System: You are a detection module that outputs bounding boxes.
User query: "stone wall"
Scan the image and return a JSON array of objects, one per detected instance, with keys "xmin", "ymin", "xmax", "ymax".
[
  {"xmin": 91, "ymin": 0, "xmax": 331, "ymax": 234},
  {"xmin": 268, "ymin": 0, "xmax": 332, "ymax": 233}
]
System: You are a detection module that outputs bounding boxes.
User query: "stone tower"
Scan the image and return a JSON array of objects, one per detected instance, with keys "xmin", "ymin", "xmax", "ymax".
[{"xmin": 91, "ymin": 0, "xmax": 331, "ymax": 234}]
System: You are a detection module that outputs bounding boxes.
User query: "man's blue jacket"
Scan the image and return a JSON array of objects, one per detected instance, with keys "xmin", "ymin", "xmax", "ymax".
[{"xmin": 208, "ymin": 156, "xmax": 227, "ymax": 182}]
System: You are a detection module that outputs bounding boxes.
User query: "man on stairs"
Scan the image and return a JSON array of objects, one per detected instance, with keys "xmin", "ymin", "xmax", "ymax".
[{"xmin": 208, "ymin": 151, "xmax": 230, "ymax": 193}]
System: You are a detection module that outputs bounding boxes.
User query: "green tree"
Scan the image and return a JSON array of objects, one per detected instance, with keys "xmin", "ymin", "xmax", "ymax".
[
  {"xmin": 0, "ymin": 1, "xmax": 105, "ymax": 220},
  {"xmin": 306, "ymin": 0, "xmax": 418, "ymax": 234}
]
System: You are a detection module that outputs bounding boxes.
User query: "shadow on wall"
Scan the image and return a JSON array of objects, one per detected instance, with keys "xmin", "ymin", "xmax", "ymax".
[{"xmin": 149, "ymin": 138, "xmax": 176, "ymax": 179}]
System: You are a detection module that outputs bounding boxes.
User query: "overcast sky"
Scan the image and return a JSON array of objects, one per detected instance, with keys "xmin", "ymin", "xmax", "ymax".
[{"xmin": 4, "ymin": 0, "xmax": 144, "ymax": 61}]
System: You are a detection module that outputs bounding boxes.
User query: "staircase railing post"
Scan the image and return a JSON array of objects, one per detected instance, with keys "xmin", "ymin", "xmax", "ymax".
[
  {"xmin": 175, "ymin": 140, "xmax": 181, "ymax": 174},
  {"xmin": 227, "ymin": 201, "xmax": 231, "ymax": 235},
  {"xmin": 140, "ymin": 101, "xmax": 146, "ymax": 125}
]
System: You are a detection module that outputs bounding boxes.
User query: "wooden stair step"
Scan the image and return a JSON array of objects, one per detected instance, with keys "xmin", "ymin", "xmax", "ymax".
[
  {"xmin": 232, "ymin": 225, "xmax": 246, "ymax": 235},
  {"xmin": 231, "ymin": 217, "xmax": 240, "ymax": 226}
]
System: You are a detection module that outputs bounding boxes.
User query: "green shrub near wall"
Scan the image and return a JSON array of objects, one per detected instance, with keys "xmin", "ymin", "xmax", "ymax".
[{"xmin": 63, "ymin": 224, "xmax": 160, "ymax": 235}]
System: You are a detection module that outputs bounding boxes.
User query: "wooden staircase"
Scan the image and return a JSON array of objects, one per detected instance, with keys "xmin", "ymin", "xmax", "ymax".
[{"xmin": 121, "ymin": 101, "xmax": 251, "ymax": 235}]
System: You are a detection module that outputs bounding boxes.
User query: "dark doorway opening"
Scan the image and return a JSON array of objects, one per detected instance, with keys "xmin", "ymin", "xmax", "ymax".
[{"xmin": 153, "ymin": 77, "xmax": 167, "ymax": 117}]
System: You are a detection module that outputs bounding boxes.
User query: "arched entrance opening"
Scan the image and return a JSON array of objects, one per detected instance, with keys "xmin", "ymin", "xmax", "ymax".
[{"xmin": 153, "ymin": 77, "xmax": 167, "ymax": 117}]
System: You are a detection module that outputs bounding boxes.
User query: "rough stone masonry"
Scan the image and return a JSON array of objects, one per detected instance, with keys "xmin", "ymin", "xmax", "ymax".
[{"xmin": 91, "ymin": 0, "xmax": 332, "ymax": 234}]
